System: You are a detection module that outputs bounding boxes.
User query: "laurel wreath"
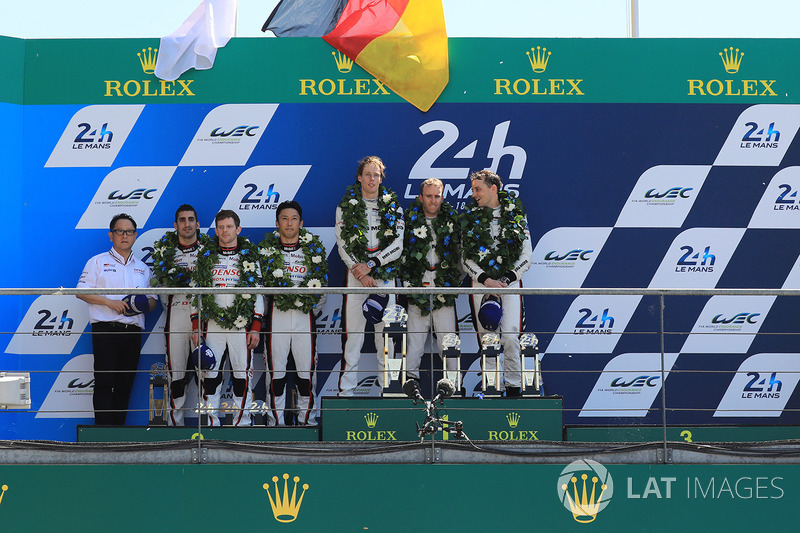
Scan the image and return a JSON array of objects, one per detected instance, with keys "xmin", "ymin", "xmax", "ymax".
[
  {"xmin": 257, "ymin": 228, "xmax": 329, "ymax": 313},
  {"xmin": 150, "ymin": 231, "xmax": 210, "ymax": 287},
  {"xmin": 401, "ymin": 198, "xmax": 461, "ymax": 315},
  {"xmin": 192, "ymin": 235, "xmax": 261, "ymax": 330},
  {"xmin": 337, "ymin": 183, "xmax": 402, "ymax": 280},
  {"xmin": 460, "ymin": 191, "xmax": 527, "ymax": 279}
]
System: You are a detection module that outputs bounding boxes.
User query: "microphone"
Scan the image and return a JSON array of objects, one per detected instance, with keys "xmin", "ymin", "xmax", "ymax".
[
  {"xmin": 433, "ymin": 378, "xmax": 456, "ymax": 403},
  {"xmin": 402, "ymin": 379, "xmax": 424, "ymax": 402}
]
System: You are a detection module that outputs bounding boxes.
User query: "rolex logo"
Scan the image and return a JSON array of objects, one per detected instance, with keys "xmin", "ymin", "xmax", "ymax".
[
  {"xmin": 506, "ymin": 412, "xmax": 520, "ymax": 428},
  {"xmin": 557, "ymin": 460, "xmax": 614, "ymax": 524},
  {"xmin": 526, "ymin": 46, "xmax": 551, "ymax": 73},
  {"xmin": 719, "ymin": 47, "xmax": 743, "ymax": 74},
  {"xmin": 0, "ymin": 484, "xmax": 7, "ymax": 506},
  {"xmin": 264, "ymin": 474, "xmax": 309, "ymax": 523},
  {"xmin": 137, "ymin": 47, "xmax": 158, "ymax": 75},
  {"xmin": 332, "ymin": 50, "xmax": 354, "ymax": 73},
  {"xmin": 561, "ymin": 474, "xmax": 607, "ymax": 523},
  {"xmin": 364, "ymin": 412, "xmax": 378, "ymax": 428}
]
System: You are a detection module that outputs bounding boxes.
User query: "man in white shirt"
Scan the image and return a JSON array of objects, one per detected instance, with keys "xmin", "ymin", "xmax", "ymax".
[{"xmin": 77, "ymin": 213, "xmax": 157, "ymax": 425}]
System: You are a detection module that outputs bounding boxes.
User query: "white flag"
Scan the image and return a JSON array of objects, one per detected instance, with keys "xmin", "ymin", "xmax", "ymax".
[{"xmin": 154, "ymin": 0, "xmax": 238, "ymax": 81}]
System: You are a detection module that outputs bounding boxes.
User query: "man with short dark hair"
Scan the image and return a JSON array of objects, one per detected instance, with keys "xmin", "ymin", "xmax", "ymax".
[
  {"xmin": 77, "ymin": 213, "xmax": 157, "ymax": 425},
  {"xmin": 461, "ymin": 170, "xmax": 532, "ymax": 396},
  {"xmin": 334, "ymin": 156, "xmax": 404, "ymax": 395},
  {"xmin": 191, "ymin": 210, "xmax": 263, "ymax": 426},
  {"xmin": 259, "ymin": 200, "xmax": 328, "ymax": 425},
  {"xmin": 151, "ymin": 204, "xmax": 207, "ymax": 426}
]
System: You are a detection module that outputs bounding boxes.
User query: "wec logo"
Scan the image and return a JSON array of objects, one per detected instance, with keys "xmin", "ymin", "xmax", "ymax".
[
  {"xmin": 711, "ymin": 312, "xmax": 760, "ymax": 325},
  {"xmin": 644, "ymin": 187, "xmax": 692, "ymax": 199},
  {"xmin": 108, "ymin": 188, "xmax": 157, "ymax": 200},
  {"xmin": 210, "ymin": 126, "xmax": 259, "ymax": 137},
  {"xmin": 610, "ymin": 375, "xmax": 659, "ymax": 388},
  {"xmin": 544, "ymin": 249, "xmax": 593, "ymax": 261}
]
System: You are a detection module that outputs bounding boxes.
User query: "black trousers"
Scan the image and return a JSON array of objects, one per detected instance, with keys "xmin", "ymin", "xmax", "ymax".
[{"xmin": 91, "ymin": 321, "xmax": 142, "ymax": 425}]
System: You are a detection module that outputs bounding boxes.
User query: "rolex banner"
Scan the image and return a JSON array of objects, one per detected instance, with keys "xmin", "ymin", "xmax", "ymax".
[
  {"xmin": 0, "ymin": 463, "xmax": 797, "ymax": 531},
  {"xmin": 3, "ymin": 37, "xmax": 800, "ymax": 440}
]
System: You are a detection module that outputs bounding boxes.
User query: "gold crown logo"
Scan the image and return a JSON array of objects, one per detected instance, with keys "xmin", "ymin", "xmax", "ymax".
[
  {"xmin": 364, "ymin": 412, "xmax": 378, "ymax": 428},
  {"xmin": 264, "ymin": 474, "xmax": 308, "ymax": 523},
  {"xmin": 561, "ymin": 474, "xmax": 607, "ymax": 523},
  {"xmin": 0, "ymin": 484, "xmax": 7, "ymax": 506},
  {"xmin": 332, "ymin": 50, "xmax": 353, "ymax": 73},
  {"xmin": 719, "ymin": 47, "xmax": 744, "ymax": 74},
  {"xmin": 506, "ymin": 412, "xmax": 520, "ymax": 428},
  {"xmin": 138, "ymin": 47, "xmax": 158, "ymax": 75},
  {"xmin": 526, "ymin": 46, "xmax": 551, "ymax": 73}
]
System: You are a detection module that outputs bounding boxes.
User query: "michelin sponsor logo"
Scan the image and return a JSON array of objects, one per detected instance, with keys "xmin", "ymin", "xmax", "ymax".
[
  {"xmin": 217, "ymin": 165, "xmax": 311, "ymax": 228},
  {"xmin": 615, "ymin": 165, "xmax": 710, "ymax": 228},
  {"xmin": 45, "ymin": 105, "xmax": 144, "ymax": 168},
  {"xmin": 579, "ymin": 352, "xmax": 679, "ymax": 417},
  {"xmin": 680, "ymin": 295, "xmax": 775, "ymax": 354},
  {"xmin": 714, "ymin": 104, "xmax": 800, "ymax": 166},
  {"xmin": 5, "ymin": 296, "xmax": 89, "ymax": 355},
  {"xmin": 748, "ymin": 167, "xmax": 800, "ymax": 228},
  {"xmin": 648, "ymin": 228, "xmax": 745, "ymax": 288},
  {"xmin": 547, "ymin": 295, "xmax": 642, "ymax": 354},
  {"xmin": 714, "ymin": 353, "xmax": 800, "ymax": 417},
  {"xmin": 524, "ymin": 227, "xmax": 611, "ymax": 288},
  {"xmin": 179, "ymin": 104, "xmax": 278, "ymax": 166},
  {"xmin": 76, "ymin": 166, "xmax": 175, "ymax": 229},
  {"xmin": 36, "ymin": 354, "xmax": 95, "ymax": 419}
]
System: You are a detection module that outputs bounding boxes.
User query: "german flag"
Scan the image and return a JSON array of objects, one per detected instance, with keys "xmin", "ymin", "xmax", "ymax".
[{"xmin": 264, "ymin": 0, "xmax": 448, "ymax": 112}]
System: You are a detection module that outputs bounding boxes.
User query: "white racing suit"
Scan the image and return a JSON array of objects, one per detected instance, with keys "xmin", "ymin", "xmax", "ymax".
[
  {"xmin": 164, "ymin": 241, "xmax": 199, "ymax": 426},
  {"xmin": 264, "ymin": 241, "xmax": 325, "ymax": 425},
  {"xmin": 335, "ymin": 197, "xmax": 404, "ymax": 394},
  {"xmin": 192, "ymin": 245, "xmax": 263, "ymax": 426},
  {"xmin": 463, "ymin": 208, "xmax": 532, "ymax": 389},
  {"xmin": 405, "ymin": 217, "xmax": 460, "ymax": 380}
]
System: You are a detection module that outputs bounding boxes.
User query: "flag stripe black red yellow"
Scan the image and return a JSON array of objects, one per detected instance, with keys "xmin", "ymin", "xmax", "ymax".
[
  {"xmin": 323, "ymin": 0, "xmax": 448, "ymax": 112},
  {"xmin": 323, "ymin": 0, "xmax": 409, "ymax": 58}
]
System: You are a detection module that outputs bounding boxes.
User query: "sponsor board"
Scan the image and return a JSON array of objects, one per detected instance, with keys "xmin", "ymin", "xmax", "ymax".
[
  {"xmin": 579, "ymin": 353, "xmax": 680, "ymax": 417},
  {"xmin": 714, "ymin": 353, "xmax": 800, "ymax": 417},
  {"xmin": 5, "ymin": 295, "xmax": 89, "ymax": 355}
]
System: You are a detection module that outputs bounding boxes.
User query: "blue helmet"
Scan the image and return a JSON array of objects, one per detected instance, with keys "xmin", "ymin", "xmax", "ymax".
[
  {"xmin": 362, "ymin": 294, "xmax": 389, "ymax": 325},
  {"xmin": 189, "ymin": 343, "xmax": 216, "ymax": 371},
  {"xmin": 478, "ymin": 295, "xmax": 503, "ymax": 331}
]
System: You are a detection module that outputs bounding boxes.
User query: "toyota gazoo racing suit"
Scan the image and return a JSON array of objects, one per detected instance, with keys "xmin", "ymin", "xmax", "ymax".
[
  {"xmin": 264, "ymin": 241, "xmax": 326, "ymax": 425},
  {"xmin": 164, "ymin": 241, "xmax": 200, "ymax": 426},
  {"xmin": 192, "ymin": 245, "xmax": 263, "ymax": 426}
]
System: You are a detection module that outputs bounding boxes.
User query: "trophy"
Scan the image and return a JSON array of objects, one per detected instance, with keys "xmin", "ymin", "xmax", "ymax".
[
  {"xmin": 251, "ymin": 400, "xmax": 271, "ymax": 426},
  {"xmin": 441, "ymin": 333, "xmax": 462, "ymax": 390},
  {"xmin": 519, "ymin": 333, "xmax": 543, "ymax": 395},
  {"xmin": 148, "ymin": 366, "xmax": 169, "ymax": 426},
  {"xmin": 382, "ymin": 303, "xmax": 408, "ymax": 394},
  {"xmin": 480, "ymin": 332, "xmax": 502, "ymax": 394},
  {"xmin": 194, "ymin": 401, "xmax": 212, "ymax": 427}
]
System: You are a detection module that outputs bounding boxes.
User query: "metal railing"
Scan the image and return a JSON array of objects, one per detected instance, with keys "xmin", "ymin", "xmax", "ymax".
[{"xmin": 2, "ymin": 286, "xmax": 799, "ymax": 459}]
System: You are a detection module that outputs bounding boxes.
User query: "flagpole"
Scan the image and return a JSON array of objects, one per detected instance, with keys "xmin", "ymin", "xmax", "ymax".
[{"xmin": 627, "ymin": 0, "xmax": 639, "ymax": 38}]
